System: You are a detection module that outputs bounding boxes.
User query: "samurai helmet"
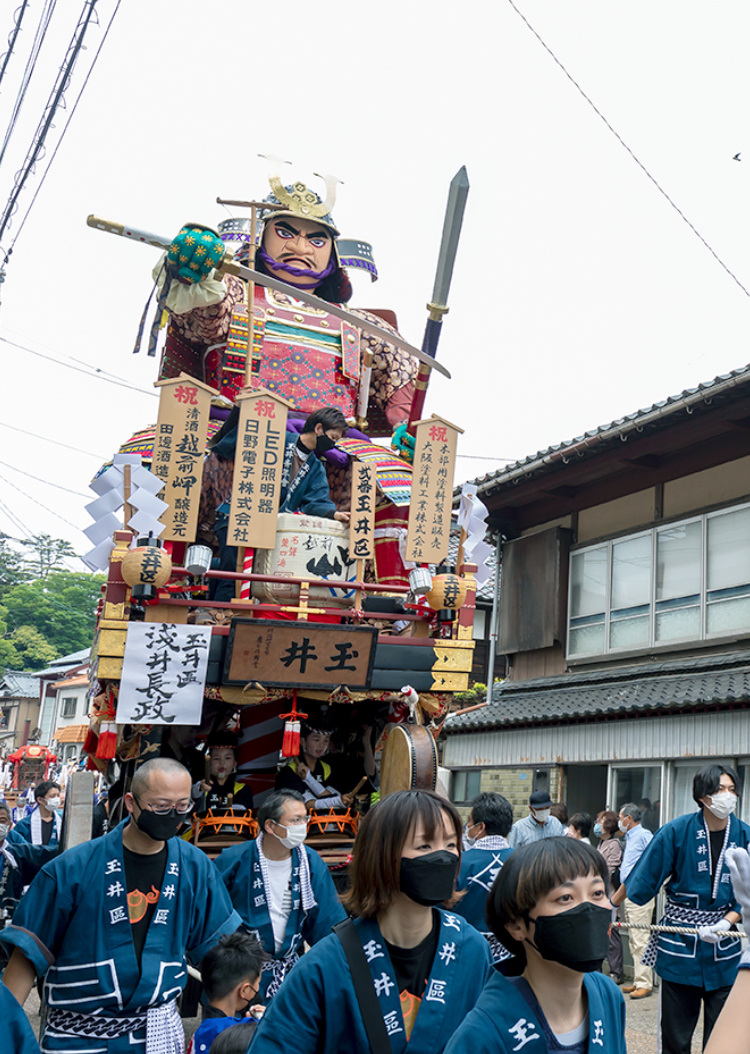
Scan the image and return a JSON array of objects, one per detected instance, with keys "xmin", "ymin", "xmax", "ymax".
[{"xmin": 258, "ymin": 154, "xmax": 341, "ymax": 236}]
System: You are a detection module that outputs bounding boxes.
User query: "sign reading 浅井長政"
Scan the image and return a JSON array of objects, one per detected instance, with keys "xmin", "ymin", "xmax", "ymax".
[{"xmin": 117, "ymin": 623, "xmax": 212, "ymax": 724}]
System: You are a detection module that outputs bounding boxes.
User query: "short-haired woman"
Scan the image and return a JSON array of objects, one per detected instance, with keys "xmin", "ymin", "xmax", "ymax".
[
  {"xmin": 250, "ymin": 790, "xmax": 493, "ymax": 1053},
  {"xmin": 445, "ymin": 838, "xmax": 626, "ymax": 1054}
]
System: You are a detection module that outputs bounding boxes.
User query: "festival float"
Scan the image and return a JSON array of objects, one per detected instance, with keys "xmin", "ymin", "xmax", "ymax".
[{"xmin": 78, "ymin": 159, "xmax": 486, "ymax": 868}]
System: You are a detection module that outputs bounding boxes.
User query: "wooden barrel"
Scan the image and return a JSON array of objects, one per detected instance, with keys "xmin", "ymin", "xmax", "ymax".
[{"xmin": 380, "ymin": 724, "xmax": 438, "ymax": 798}]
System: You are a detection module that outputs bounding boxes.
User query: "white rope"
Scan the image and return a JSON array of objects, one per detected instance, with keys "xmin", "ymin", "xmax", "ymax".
[{"xmin": 615, "ymin": 921, "xmax": 747, "ymax": 938}]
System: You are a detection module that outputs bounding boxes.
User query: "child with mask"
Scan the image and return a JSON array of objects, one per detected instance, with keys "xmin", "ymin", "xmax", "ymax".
[
  {"xmin": 248, "ymin": 789, "xmax": 493, "ymax": 1054},
  {"xmin": 187, "ymin": 932, "xmax": 265, "ymax": 1054},
  {"xmin": 445, "ymin": 837, "xmax": 626, "ymax": 1054}
]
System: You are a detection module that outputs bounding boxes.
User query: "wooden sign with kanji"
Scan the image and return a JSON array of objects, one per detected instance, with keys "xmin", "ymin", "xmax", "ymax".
[
  {"xmin": 226, "ymin": 388, "xmax": 293, "ymax": 551},
  {"xmin": 224, "ymin": 619, "xmax": 378, "ymax": 689},
  {"xmin": 152, "ymin": 374, "xmax": 217, "ymax": 542},
  {"xmin": 349, "ymin": 461, "xmax": 377, "ymax": 560},
  {"xmin": 405, "ymin": 414, "xmax": 463, "ymax": 564}
]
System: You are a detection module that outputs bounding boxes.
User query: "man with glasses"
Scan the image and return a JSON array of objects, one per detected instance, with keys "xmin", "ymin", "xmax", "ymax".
[
  {"xmin": 0, "ymin": 758, "xmax": 241, "ymax": 1053},
  {"xmin": 216, "ymin": 789, "xmax": 345, "ymax": 1001}
]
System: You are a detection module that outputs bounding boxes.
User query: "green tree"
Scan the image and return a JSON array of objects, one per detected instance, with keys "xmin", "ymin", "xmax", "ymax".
[
  {"xmin": 6, "ymin": 625, "xmax": 57, "ymax": 670},
  {"xmin": 0, "ymin": 535, "xmax": 30, "ymax": 600},
  {"xmin": 21, "ymin": 534, "xmax": 77, "ymax": 580},
  {"xmin": 3, "ymin": 571, "xmax": 104, "ymax": 657}
]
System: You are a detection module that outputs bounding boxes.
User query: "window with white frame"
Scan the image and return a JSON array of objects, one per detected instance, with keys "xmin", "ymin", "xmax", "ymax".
[
  {"xmin": 568, "ymin": 502, "xmax": 750, "ymax": 657},
  {"xmin": 61, "ymin": 697, "xmax": 77, "ymax": 718}
]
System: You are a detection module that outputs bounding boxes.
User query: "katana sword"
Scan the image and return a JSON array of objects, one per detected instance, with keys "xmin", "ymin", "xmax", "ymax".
[
  {"xmin": 407, "ymin": 166, "xmax": 469, "ymax": 427},
  {"xmin": 86, "ymin": 214, "xmax": 451, "ymax": 379}
]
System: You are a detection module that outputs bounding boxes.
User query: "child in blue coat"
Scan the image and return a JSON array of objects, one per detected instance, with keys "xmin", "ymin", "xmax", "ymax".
[{"xmin": 445, "ymin": 837, "xmax": 627, "ymax": 1054}]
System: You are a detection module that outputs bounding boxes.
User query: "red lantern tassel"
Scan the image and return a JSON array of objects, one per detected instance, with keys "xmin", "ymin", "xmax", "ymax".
[
  {"xmin": 96, "ymin": 722, "xmax": 118, "ymax": 760},
  {"xmin": 83, "ymin": 725, "xmax": 98, "ymax": 755},
  {"xmin": 279, "ymin": 692, "xmax": 307, "ymax": 759}
]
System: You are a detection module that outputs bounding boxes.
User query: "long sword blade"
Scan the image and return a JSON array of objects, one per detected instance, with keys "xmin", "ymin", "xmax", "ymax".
[{"xmin": 431, "ymin": 166, "xmax": 470, "ymax": 309}]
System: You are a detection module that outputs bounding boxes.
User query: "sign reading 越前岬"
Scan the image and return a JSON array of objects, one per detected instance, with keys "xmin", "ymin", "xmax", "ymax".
[
  {"xmin": 224, "ymin": 620, "xmax": 378, "ymax": 689},
  {"xmin": 116, "ymin": 623, "xmax": 212, "ymax": 724},
  {"xmin": 152, "ymin": 373, "xmax": 216, "ymax": 542},
  {"xmin": 226, "ymin": 388, "xmax": 293, "ymax": 551},
  {"xmin": 349, "ymin": 461, "xmax": 376, "ymax": 560},
  {"xmin": 405, "ymin": 415, "xmax": 463, "ymax": 564}
]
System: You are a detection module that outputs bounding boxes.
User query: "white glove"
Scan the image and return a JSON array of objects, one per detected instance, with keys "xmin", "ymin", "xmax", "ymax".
[
  {"xmin": 726, "ymin": 847, "xmax": 750, "ymax": 966},
  {"xmin": 698, "ymin": 918, "xmax": 732, "ymax": 944}
]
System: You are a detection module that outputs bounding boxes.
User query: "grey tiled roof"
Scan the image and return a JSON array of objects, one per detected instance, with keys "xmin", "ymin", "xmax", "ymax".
[
  {"xmin": 456, "ymin": 362, "xmax": 750, "ymax": 496},
  {"xmin": 0, "ymin": 672, "xmax": 39, "ymax": 698},
  {"xmin": 446, "ymin": 650, "xmax": 750, "ymax": 732},
  {"xmin": 34, "ymin": 650, "xmax": 90, "ymax": 678}
]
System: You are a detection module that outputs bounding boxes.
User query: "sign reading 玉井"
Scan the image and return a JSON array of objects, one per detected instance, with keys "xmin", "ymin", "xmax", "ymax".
[
  {"xmin": 117, "ymin": 623, "xmax": 212, "ymax": 725},
  {"xmin": 349, "ymin": 461, "xmax": 376, "ymax": 560},
  {"xmin": 226, "ymin": 388, "xmax": 293, "ymax": 551},
  {"xmin": 405, "ymin": 415, "xmax": 463, "ymax": 564},
  {"xmin": 152, "ymin": 374, "xmax": 216, "ymax": 541},
  {"xmin": 224, "ymin": 620, "xmax": 377, "ymax": 689}
]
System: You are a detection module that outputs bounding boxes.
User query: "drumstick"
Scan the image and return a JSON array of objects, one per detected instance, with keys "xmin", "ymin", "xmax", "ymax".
[{"xmin": 349, "ymin": 776, "xmax": 368, "ymax": 797}]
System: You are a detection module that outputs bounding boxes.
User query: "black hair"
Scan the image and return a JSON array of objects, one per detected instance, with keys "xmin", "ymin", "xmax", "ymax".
[
  {"xmin": 485, "ymin": 837, "xmax": 609, "ymax": 971},
  {"xmin": 301, "ymin": 407, "xmax": 348, "ymax": 436},
  {"xmin": 201, "ymin": 932, "xmax": 265, "ymax": 1003},
  {"xmin": 257, "ymin": 789, "xmax": 305, "ymax": 831},
  {"xmin": 34, "ymin": 781, "xmax": 61, "ymax": 802},
  {"xmin": 693, "ymin": 764, "xmax": 740, "ymax": 806},
  {"xmin": 209, "ymin": 1021, "xmax": 258, "ymax": 1053},
  {"xmin": 569, "ymin": 812, "xmax": 592, "ymax": 839},
  {"xmin": 470, "ymin": 792, "xmax": 513, "ymax": 837}
]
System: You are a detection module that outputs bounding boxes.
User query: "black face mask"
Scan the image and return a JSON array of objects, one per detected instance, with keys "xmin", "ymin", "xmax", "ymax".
[
  {"xmin": 134, "ymin": 806, "xmax": 184, "ymax": 842},
  {"xmin": 316, "ymin": 433, "xmax": 337, "ymax": 454},
  {"xmin": 528, "ymin": 901, "xmax": 611, "ymax": 972},
  {"xmin": 399, "ymin": 850, "xmax": 459, "ymax": 906}
]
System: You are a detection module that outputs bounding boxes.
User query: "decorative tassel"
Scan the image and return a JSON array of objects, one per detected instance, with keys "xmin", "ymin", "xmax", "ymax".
[
  {"xmin": 279, "ymin": 691, "xmax": 308, "ymax": 759},
  {"xmin": 96, "ymin": 722, "xmax": 118, "ymax": 760},
  {"xmin": 83, "ymin": 726, "xmax": 98, "ymax": 755}
]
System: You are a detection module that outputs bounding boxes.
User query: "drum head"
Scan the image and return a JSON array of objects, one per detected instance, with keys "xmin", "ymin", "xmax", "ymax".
[{"xmin": 380, "ymin": 724, "xmax": 438, "ymax": 798}]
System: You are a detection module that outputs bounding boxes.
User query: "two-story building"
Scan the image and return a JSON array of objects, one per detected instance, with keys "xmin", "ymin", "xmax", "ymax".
[{"xmin": 444, "ymin": 364, "xmax": 750, "ymax": 828}]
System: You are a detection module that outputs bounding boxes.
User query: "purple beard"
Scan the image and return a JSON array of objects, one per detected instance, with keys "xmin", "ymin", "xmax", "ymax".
[{"xmin": 257, "ymin": 245, "xmax": 336, "ymax": 284}]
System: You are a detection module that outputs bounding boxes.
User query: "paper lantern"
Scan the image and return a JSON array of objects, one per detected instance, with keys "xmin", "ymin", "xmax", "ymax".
[
  {"xmin": 425, "ymin": 573, "xmax": 468, "ymax": 611},
  {"xmin": 121, "ymin": 538, "xmax": 172, "ymax": 601}
]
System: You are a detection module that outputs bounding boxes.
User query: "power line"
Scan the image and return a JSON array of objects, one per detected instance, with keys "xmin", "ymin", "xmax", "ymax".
[
  {"xmin": 0, "ymin": 335, "xmax": 157, "ymax": 397},
  {"xmin": 0, "ymin": 0, "xmax": 33, "ymax": 96},
  {"xmin": 0, "ymin": 472, "xmax": 85, "ymax": 534},
  {"xmin": 0, "ymin": 495, "xmax": 32, "ymax": 539},
  {"xmin": 0, "ymin": 420, "xmax": 105, "ymax": 459},
  {"xmin": 1, "ymin": 0, "xmax": 123, "ymax": 258},
  {"xmin": 505, "ymin": 0, "xmax": 750, "ymax": 300},
  {"xmin": 0, "ymin": 459, "xmax": 90, "ymax": 497},
  {"xmin": 0, "ymin": 0, "xmax": 56, "ymax": 171}
]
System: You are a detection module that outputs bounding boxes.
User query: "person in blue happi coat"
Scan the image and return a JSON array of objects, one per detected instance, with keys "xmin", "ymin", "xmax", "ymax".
[
  {"xmin": 0, "ymin": 758, "xmax": 241, "ymax": 1053},
  {"xmin": 454, "ymin": 791, "xmax": 514, "ymax": 964},
  {"xmin": 249, "ymin": 789, "xmax": 493, "ymax": 1053},
  {"xmin": 445, "ymin": 837, "xmax": 626, "ymax": 1054},
  {"xmin": 12, "ymin": 779, "xmax": 62, "ymax": 847},
  {"xmin": 215, "ymin": 789, "xmax": 345, "ymax": 1001},
  {"xmin": 613, "ymin": 763, "xmax": 750, "ymax": 1054}
]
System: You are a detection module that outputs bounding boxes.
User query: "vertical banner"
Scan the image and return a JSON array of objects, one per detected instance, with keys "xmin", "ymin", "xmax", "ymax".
[
  {"xmin": 152, "ymin": 373, "xmax": 216, "ymax": 542},
  {"xmin": 405, "ymin": 415, "xmax": 463, "ymax": 564},
  {"xmin": 227, "ymin": 387, "xmax": 292, "ymax": 551},
  {"xmin": 116, "ymin": 623, "xmax": 212, "ymax": 725},
  {"xmin": 349, "ymin": 461, "xmax": 377, "ymax": 559}
]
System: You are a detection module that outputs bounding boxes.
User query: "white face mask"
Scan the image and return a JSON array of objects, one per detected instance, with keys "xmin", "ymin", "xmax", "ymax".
[
  {"xmin": 532, "ymin": 808, "xmax": 551, "ymax": 824},
  {"xmin": 273, "ymin": 822, "xmax": 308, "ymax": 849},
  {"xmin": 705, "ymin": 790, "xmax": 738, "ymax": 821},
  {"xmin": 618, "ymin": 819, "xmax": 629, "ymax": 833},
  {"xmin": 0, "ymin": 823, "xmax": 9, "ymax": 841},
  {"xmin": 45, "ymin": 798, "xmax": 61, "ymax": 810},
  {"xmin": 462, "ymin": 823, "xmax": 479, "ymax": 850}
]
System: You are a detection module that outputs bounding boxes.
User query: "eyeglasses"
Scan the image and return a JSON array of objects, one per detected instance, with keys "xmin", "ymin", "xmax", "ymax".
[{"xmin": 133, "ymin": 794, "xmax": 193, "ymax": 817}]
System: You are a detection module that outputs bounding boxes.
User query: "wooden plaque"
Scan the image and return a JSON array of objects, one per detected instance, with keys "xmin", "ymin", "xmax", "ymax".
[
  {"xmin": 349, "ymin": 461, "xmax": 377, "ymax": 560},
  {"xmin": 223, "ymin": 619, "xmax": 377, "ymax": 689},
  {"xmin": 405, "ymin": 415, "xmax": 463, "ymax": 564}
]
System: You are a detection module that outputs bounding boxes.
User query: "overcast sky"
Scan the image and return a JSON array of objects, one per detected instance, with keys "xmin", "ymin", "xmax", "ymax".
[{"xmin": 0, "ymin": 1, "xmax": 748, "ymax": 568}]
